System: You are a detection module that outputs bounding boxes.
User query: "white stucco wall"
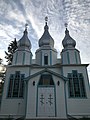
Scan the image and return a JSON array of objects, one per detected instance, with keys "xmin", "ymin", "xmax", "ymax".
[
  {"xmin": 0, "ymin": 66, "xmax": 31, "ymax": 118},
  {"xmin": 26, "ymin": 75, "xmax": 40, "ymax": 119},
  {"xmin": 61, "ymin": 49, "xmax": 81, "ymax": 64},
  {"xmin": 12, "ymin": 50, "xmax": 32, "ymax": 65},
  {"xmin": 53, "ymin": 76, "xmax": 66, "ymax": 118},
  {"xmin": 1, "ymin": 64, "xmax": 90, "ymax": 119},
  {"xmin": 35, "ymin": 47, "xmax": 57, "ymax": 66},
  {"xmin": 62, "ymin": 65, "xmax": 90, "ymax": 117},
  {"xmin": 26, "ymin": 72, "xmax": 67, "ymax": 119}
]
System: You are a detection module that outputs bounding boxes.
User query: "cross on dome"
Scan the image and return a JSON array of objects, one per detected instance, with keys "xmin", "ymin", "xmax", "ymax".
[
  {"xmin": 62, "ymin": 23, "xmax": 76, "ymax": 48},
  {"xmin": 45, "ymin": 16, "xmax": 48, "ymax": 22},
  {"xmin": 25, "ymin": 23, "xmax": 28, "ymax": 30},
  {"xmin": 64, "ymin": 23, "xmax": 69, "ymax": 35},
  {"xmin": 45, "ymin": 16, "xmax": 48, "ymax": 26},
  {"xmin": 39, "ymin": 16, "xmax": 54, "ymax": 47},
  {"xmin": 44, "ymin": 16, "xmax": 49, "ymax": 31},
  {"xmin": 17, "ymin": 24, "xmax": 31, "ymax": 50},
  {"xmin": 24, "ymin": 23, "xmax": 28, "ymax": 35},
  {"xmin": 64, "ymin": 23, "xmax": 68, "ymax": 28}
]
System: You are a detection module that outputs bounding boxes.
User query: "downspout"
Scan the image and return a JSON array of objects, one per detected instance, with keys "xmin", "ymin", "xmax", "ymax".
[
  {"xmin": 25, "ymin": 80, "xmax": 28, "ymax": 119},
  {"xmin": 61, "ymin": 66, "xmax": 68, "ymax": 118},
  {"xmin": 64, "ymin": 80, "xmax": 68, "ymax": 117}
]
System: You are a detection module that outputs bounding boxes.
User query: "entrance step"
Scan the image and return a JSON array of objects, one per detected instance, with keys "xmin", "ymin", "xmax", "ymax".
[{"xmin": 25, "ymin": 118, "xmax": 90, "ymax": 120}]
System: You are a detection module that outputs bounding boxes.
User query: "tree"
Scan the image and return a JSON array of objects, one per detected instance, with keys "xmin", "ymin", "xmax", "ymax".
[
  {"xmin": 0, "ymin": 58, "xmax": 6, "ymax": 100},
  {"xmin": 5, "ymin": 38, "xmax": 17, "ymax": 65},
  {"xmin": 0, "ymin": 58, "xmax": 3, "ymax": 64}
]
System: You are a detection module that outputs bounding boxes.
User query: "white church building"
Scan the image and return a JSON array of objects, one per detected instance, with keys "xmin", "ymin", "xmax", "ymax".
[{"xmin": 0, "ymin": 18, "xmax": 90, "ymax": 120}]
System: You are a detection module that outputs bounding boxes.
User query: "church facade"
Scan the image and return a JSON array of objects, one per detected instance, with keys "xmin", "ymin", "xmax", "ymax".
[{"xmin": 0, "ymin": 18, "xmax": 90, "ymax": 120}]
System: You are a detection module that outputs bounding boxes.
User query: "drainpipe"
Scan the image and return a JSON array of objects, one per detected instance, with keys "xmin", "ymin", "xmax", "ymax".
[{"xmin": 64, "ymin": 80, "xmax": 68, "ymax": 118}]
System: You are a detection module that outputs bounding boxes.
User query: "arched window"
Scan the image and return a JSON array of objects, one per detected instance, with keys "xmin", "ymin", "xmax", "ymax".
[
  {"xmin": 44, "ymin": 54, "xmax": 48, "ymax": 65},
  {"xmin": 8, "ymin": 71, "xmax": 24, "ymax": 98},
  {"xmin": 39, "ymin": 74, "xmax": 54, "ymax": 86},
  {"xmin": 68, "ymin": 70, "xmax": 86, "ymax": 98}
]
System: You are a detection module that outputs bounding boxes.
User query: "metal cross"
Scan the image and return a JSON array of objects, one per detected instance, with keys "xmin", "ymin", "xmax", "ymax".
[
  {"xmin": 48, "ymin": 94, "xmax": 53, "ymax": 106},
  {"xmin": 45, "ymin": 16, "xmax": 48, "ymax": 22},
  {"xmin": 25, "ymin": 23, "xmax": 28, "ymax": 29},
  {"xmin": 40, "ymin": 94, "xmax": 44, "ymax": 105},
  {"xmin": 64, "ymin": 23, "xmax": 68, "ymax": 28}
]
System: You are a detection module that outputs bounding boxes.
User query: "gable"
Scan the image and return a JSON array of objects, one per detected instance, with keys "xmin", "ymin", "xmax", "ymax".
[{"xmin": 24, "ymin": 68, "xmax": 67, "ymax": 82}]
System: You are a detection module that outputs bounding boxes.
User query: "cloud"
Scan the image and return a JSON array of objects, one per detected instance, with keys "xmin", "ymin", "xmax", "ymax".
[{"xmin": 0, "ymin": 0, "xmax": 90, "ymax": 81}]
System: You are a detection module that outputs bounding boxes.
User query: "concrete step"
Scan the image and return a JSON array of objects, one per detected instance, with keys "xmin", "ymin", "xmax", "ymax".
[{"xmin": 25, "ymin": 118, "xmax": 68, "ymax": 120}]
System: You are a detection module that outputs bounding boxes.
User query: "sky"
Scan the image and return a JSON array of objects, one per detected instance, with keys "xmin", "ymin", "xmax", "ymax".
[{"xmin": 0, "ymin": 0, "xmax": 90, "ymax": 81}]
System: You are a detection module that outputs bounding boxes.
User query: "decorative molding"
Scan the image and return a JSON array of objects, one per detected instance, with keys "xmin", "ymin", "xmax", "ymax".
[{"xmin": 25, "ymin": 68, "xmax": 68, "ymax": 82}]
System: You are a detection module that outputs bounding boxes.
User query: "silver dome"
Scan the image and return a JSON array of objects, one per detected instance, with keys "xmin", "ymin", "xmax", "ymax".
[
  {"xmin": 62, "ymin": 28, "xmax": 76, "ymax": 48},
  {"xmin": 18, "ymin": 28, "xmax": 31, "ymax": 49},
  {"xmin": 39, "ymin": 22, "xmax": 54, "ymax": 47}
]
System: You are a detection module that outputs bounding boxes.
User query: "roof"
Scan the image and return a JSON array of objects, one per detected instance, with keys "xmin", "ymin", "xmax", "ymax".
[
  {"xmin": 62, "ymin": 28, "xmax": 76, "ymax": 48},
  {"xmin": 24, "ymin": 68, "xmax": 68, "ymax": 82},
  {"xmin": 18, "ymin": 28, "xmax": 31, "ymax": 49},
  {"xmin": 39, "ymin": 20, "xmax": 54, "ymax": 47}
]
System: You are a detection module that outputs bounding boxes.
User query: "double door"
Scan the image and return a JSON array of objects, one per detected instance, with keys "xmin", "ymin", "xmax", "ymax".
[{"xmin": 37, "ymin": 87, "xmax": 56, "ymax": 117}]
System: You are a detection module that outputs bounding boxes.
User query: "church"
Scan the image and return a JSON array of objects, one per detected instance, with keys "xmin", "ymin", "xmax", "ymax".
[{"xmin": 0, "ymin": 17, "xmax": 90, "ymax": 120}]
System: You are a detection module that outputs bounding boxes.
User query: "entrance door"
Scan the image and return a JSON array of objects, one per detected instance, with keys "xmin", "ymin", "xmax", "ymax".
[{"xmin": 37, "ymin": 87, "xmax": 55, "ymax": 117}]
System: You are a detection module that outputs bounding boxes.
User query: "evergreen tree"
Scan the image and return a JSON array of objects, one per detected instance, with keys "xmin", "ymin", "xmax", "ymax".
[
  {"xmin": 0, "ymin": 58, "xmax": 2, "ymax": 64},
  {"xmin": 5, "ymin": 38, "xmax": 17, "ymax": 65},
  {"xmin": 0, "ymin": 58, "xmax": 6, "ymax": 98}
]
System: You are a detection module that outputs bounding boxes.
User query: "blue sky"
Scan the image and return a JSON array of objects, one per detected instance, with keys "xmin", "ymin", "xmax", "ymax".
[{"xmin": 0, "ymin": 0, "xmax": 90, "ymax": 80}]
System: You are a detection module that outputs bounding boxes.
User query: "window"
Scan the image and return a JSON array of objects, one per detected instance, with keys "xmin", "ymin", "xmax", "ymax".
[
  {"xmin": 7, "ymin": 71, "xmax": 25, "ymax": 98},
  {"xmin": 44, "ymin": 54, "xmax": 48, "ymax": 65},
  {"xmin": 39, "ymin": 74, "xmax": 54, "ymax": 86},
  {"xmin": 68, "ymin": 70, "xmax": 86, "ymax": 98},
  {"xmin": 19, "ymin": 74, "xmax": 24, "ymax": 97},
  {"xmin": 13, "ymin": 72, "xmax": 20, "ymax": 97},
  {"xmin": 8, "ymin": 74, "xmax": 14, "ymax": 97}
]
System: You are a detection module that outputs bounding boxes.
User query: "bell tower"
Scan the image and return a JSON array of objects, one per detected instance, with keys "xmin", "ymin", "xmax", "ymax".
[
  {"xmin": 61, "ymin": 24, "xmax": 81, "ymax": 64},
  {"xmin": 35, "ymin": 17, "xmax": 57, "ymax": 66},
  {"xmin": 12, "ymin": 24, "xmax": 32, "ymax": 65}
]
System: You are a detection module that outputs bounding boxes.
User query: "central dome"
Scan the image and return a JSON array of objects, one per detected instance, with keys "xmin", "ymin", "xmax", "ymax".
[{"xmin": 39, "ymin": 18, "xmax": 54, "ymax": 47}]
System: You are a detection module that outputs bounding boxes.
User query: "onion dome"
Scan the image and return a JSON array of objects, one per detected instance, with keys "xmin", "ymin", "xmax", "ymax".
[
  {"xmin": 39, "ymin": 17, "xmax": 54, "ymax": 47},
  {"xmin": 62, "ymin": 27, "xmax": 76, "ymax": 48},
  {"xmin": 18, "ymin": 24, "xmax": 31, "ymax": 49}
]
